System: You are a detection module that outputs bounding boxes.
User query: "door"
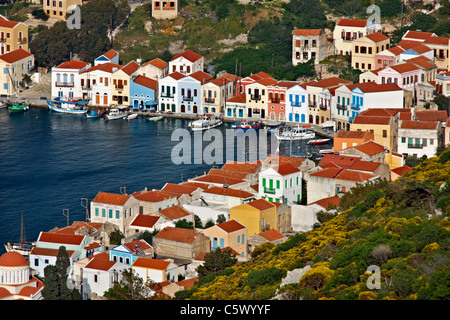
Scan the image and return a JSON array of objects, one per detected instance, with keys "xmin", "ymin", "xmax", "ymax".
[
  {"xmin": 248, "ymin": 108, "xmax": 252, "ymax": 117},
  {"xmin": 95, "ymin": 93, "xmax": 100, "ymax": 105},
  {"xmin": 261, "ymin": 109, "xmax": 265, "ymax": 119},
  {"xmin": 295, "ymin": 113, "xmax": 299, "ymax": 122},
  {"xmin": 295, "ymin": 95, "xmax": 299, "ymax": 106},
  {"xmin": 180, "ymin": 104, "xmax": 185, "ymax": 113},
  {"xmin": 193, "ymin": 105, "xmax": 198, "ymax": 114},
  {"xmin": 103, "ymin": 94, "xmax": 108, "ymax": 105}
]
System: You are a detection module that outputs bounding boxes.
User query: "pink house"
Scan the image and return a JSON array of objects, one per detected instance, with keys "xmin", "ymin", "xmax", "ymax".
[
  {"xmin": 237, "ymin": 71, "xmax": 273, "ymax": 96},
  {"xmin": 377, "ymin": 62, "xmax": 422, "ymax": 91},
  {"xmin": 375, "ymin": 46, "xmax": 404, "ymax": 70},
  {"xmin": 267, "ymin": 81, "xmax": 298, "ymax": 121}
]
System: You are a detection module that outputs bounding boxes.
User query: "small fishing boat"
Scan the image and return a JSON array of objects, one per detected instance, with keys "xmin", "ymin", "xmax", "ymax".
[
  {"xmin": 236, "ymin": 121, "xmax": 261, "ymax": 131},
  {"xmin": 126, "ymin": 113, "xmax": 138, "ymax": 120},
  {"xmin": 262, "ymin": 120, "xmax": 281, "ymax": 128},
  {"xmin": 319, "ymin": 149, "xmax": 334, "ymax": 154},
  {"xmin": 4, "ymin": 213, "xmax": 34, "ymax": 257},
  {"xmin": 308, "ymin": 138, "xmax": 331, "ymax": 145},
  {"xmin": 189, "ymin": 114, "xmax": 222, "ymax": 131},
  {"xmin": 8, "ymin": 101, "xmax": 29, "ymax": 113},
  {"xmin": 274, "ymin": 125, "xmax": 315, "ymax": 141},
  {"xmin": 47, "ymin": 98, "xmax": 88, "ymax": 114},
  {"xmin": 86, "ymin": 109, "xmax": 106, "ymax": 119},
  {"xmin": 0, "ymin": 101, "xmax": 7, "ymax": 108},
  {"xmin": 106, "ymin": 105, "xmax": 128, "ymax": 120},
  {"xmin": 148, "ymin": 115, "xmax": 163, "ymax": 121}
]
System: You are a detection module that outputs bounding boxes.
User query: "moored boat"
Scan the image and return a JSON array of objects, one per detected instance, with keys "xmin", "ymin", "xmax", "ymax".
[
  {"xmin": 106, "ymin": 105, "xmax": 129, "ymax": 120},
  {"xmin": 307, "ymin": 138, "xmax": 331, "ymax": 145},
  {"xmin": 126, "ymin": 113, "xmax": 138, "ymax": 120},
  {"xmin": 86, "ymin": 109, "xmax": 106, "ymax": 119},
  {"xmin": 8, "ymin": 101, "xmax": 29, "ymax": 113},
  {"xmin": 274, "ymin": 125, "xmax": 315, "ymax": 141},
  {"xmin": 189, "ymin": 114, "xmax": 222, "ymax": 131},
  {"xmin": 319, "ymin": 149, "xmax": 334, "ymax": 154},
  {"xmin": 236, "ymin": 121, "xmax": 261, "ymax": 131},
  {"xmin": 148, "ymin": 115, "xmax": 163, "ymax": 121},
  {"xmin": 47, "ymin": 98, "xmax": 88, "ymax": 114},
  {"xmin": 4, "ymin": 213, "xmax": 34, "ymax": 257}
]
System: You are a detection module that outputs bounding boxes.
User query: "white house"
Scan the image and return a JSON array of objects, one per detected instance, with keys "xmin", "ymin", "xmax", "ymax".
[
  {"xmin": 131, "ymin": 257, "xmax": 178, "ymax": 284},
  {"xmin": 178, "ymin": 70, "xmax": 213, "ymax": 115},
  {"xmin": 81, "ymin": 252, "xmax": 128, "ymax": 300},
  {"xmin": 158, "ymin": 71, "xmax": 185, "ymax": 113},
  {"xmin": 169, "ymin": 50, "xmax": 203, "ymax": 75},
  {"xmin": 333, "ymin": 18, "xmax": 381, "ymax": 56},
  {"xmin": 259, "ymin": 163, "xmax": 302, "ymax": 205},
  {"xmin": 282, "ymin": 81, "xmax": 308, "ymax": 123},
  {"xmin": 51, "ymin": 60, "xmax": 90, "ymax": 100},
  {"xmin": 397, "ymin": 120, "xmax": 442, "ymax": 159},
  {"xmin": 90, "ymin": 191, "xmax": 140, "ymax": 236},
  {"xmin": 94, "ymin": 49, "xmax": 119, "ymax": 66},
  {"xmin": 139, "ymin": 58, "xmax": 168, "ymax": 81},
  {"xmin": 79, "ymin": 62, "xmax": 122, "ymax": 105}
]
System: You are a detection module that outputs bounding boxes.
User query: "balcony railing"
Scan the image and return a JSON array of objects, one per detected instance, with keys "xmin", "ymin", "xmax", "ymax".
[
  {"xmin": 263, "ymin": 187, "xmax": 276, "ymax": 194},
  {"xmin": 251, "ymin": 94, "xmax": 261, "ymax": 101},
  {"xmin": 55, "ymin": 82, "xmax": 74, "ymax": 87},
  {"xmin": 0, "ymin": 38, "xmax": 5, "ymax": 43},
  {"xmin": 115, "ymin": 85, "xmax": 124, "ymax": 90},
  {"xmin": 319, "ymin": 104, "xmax": 327, "ymax": 110},
  {"xmin": 204, "ymin": 97, "xmax": 215, "ymax": 103},
  {"xmin": 337, "ymin": 103, "xmax": 346, "ymax": 110},
  {"xmin": 291, "ymin": 101, "xmax": 302, "ymax": 107},
  {"xmin": 18, "ymin": 37, "xmax": 27, "ymax": 44},
  {"xmin": 408, "ymin": 143, "xmax": 423, "ymax": 149},
  {"xmin": 351, "ymin": 104, "xmax": 360, "ymax": 110},
  {"xmin": 183, "ymin": 96, "xmax": 193, "ymax": 102},
  {"xmin": 161, "ymin": 93, "xmax": 174, "ymax": 98},
  {"xmin": 270, "ymin": 98, "xmax": 281, "ymax": 104}
]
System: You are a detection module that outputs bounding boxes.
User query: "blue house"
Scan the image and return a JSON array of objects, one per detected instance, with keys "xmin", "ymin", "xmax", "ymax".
[
  {"xmin": 286, "ymin": 84, "xmax": 307, "ymax": 123},
  {"xmin": 109, "ymin": 239, "xmax": 154, "ymax": 266},
  {"xmin": 350, "ymin": 86, "xmax": 364, "ymax": 123},
  {"xmin": 94, "ymin": 49, "xmax": 119, "ymax": 66},
  {"xmin": 130, "ymin": 75, "xmax": 158, "ymax": 111}
]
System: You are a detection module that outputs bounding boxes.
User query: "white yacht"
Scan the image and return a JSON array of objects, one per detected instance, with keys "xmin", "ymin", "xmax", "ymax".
[
  {"xmin": 274, "ymin": 125, "xmax": 315, "ymax": 141},
  {"xmin": 189, "ymin": 114, "xmax": 222, "ymax": 131}
]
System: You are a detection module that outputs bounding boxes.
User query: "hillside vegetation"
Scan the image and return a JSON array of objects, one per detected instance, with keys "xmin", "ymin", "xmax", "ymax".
[{"xmin": 177, "ymin": 148, "xmax": 450, "ymax": 300}]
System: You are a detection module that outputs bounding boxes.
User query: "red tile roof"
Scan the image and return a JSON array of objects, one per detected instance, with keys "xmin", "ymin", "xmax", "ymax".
[
  {"xmin": 272, "ymin": 163, "xmax": 301, "ymax": 176},
  {"xmin": 414, "ymin": 110, "xmax": 448, "ymax": 122},
  {"xmin": 423, "ymin": 36, "xmax": 450, "ymax": 46},
  {"xmin": 134, "ymin": 75, "xmax": 158, "ymax": 90},
  {"xmin": 81, "ymin": 62, "xmax": 122, "ymax": 74},
  {"xmin": 397, "ymin": 39, "xmax": 422, "ymax": 51},
  {"xmin": 335, "ymin": 169, "xmax": 375, "ymax": 182},
  {"xmin": 120, "ymin": 60, "xmax": 140, "ymax": 75},
  {"xmin": 319, "ymin": 154, "xmax": 361, "ymax": 169},
  {"xmin": 293, "ymin": 29, "xmax": 323, "ymax": 36},
  {"xmin": 258, "ymin": 228, "xmax": 285, "ymax": 241},
  {"xmin": 336, "ymin": 18, "xmax": 368, "ymax": 28},
  {"xmin": 56, "ymin": 60, "xmax": 89, "ymax": 70},
  {"xmin": 166, "ymin": 71, "xmax": 186, "ymax": 80},
  {"xmin": 123, "ymin": 239, "xmax": 152, "ymax": 253},
  {"xmin": 85, "ymin": 253, "xmax": 118, "ymax": 271},
  {"xmin": 403, "ymin": 30, "xmax": 435, "ymax": 41},
  {"xmin": 335, "ymin": 130, "xmax": 372, "ymax": 139},
  {"xmin": 399, "ymin": 120, "xmax": 439, "ymax": 130},
  {"xmin": 161, "ymin": 183, "xmax": 199, "ymax": 196},
  {"xmin": 366, "ymin": 32, "xmax": 389, "ymax": 43},
  {"xmin": 0, "ymin": 18, "xmax": 19, "ymax": 28},
  {"xmin": 133, "ymin": 190, "xmax": 175, "ymax": 202},
  {"xmin": 391, "ymin": 165, "xmax": 412, "ymax": 176},
  {"xmin": 405, "ymin": 56, "xmax": 436, "ymax": 69},
  {"xmin": 227, "ymin": 93, "xmax": 246, "ymax": 103},
  {"xmin": 170, "ymin": 50, "xmax": 203, "ymax": 62},
  {"xmin": 309, "ymin": 167, "xmax": 342, "ymax": 179},
  {"xmin": 389, "ymin": 62, "xmax": 421, "ymax": 74},
  {"xmin": 247, "ymin": 199, "xmax": 275, "ymax": 211},
  {"xmin": 38, "ymin": 232, "xmax": 85, "ymax": 245},
  {"xmin": 92, "ymin": 191, "xmax": 130, "ymax": 205},
  {"xmin": 208, "ymin": 168, "xmax": 249, "ymax": 180},
  {"xmin": 142, "ymin": 58, "xmax": 168, "ymax": 69},
  {"xmin": 188, "ymin": 70, "xmax": 213, "ymax": 83},
  {"xmin": 350, "ymin": 160, "xmax": 381, "ymax": 172},
  {"xmin": 192, "ymin": 174, "xmax": 244, "ymax": 186},
  {"xmin": 386, "ymin": 46, "xmax": 405, "ymax": 55},
  {"xmin": 159, "ymin": 205, "xmax": 191, "ymax": 220},
  {"xmin": 203, "ymin": 186, "xmax": 254, "ymax": 199},
  {"xmin": 308, "ymin": 76, "xmax": 352, "ymax": 88},
  {"xmin": 255, "ymin": 78, "xmax": 278, "ymax": 86},
  {"xmin": 222, "ymin": 160, "xmax": 261, "ymax": 174},
  {"xmin": 102, "ymin": 49, "xmax": 119, "ymax": 60},
  {"xmin": 312, "ymin": 196, "xmax": 340, "ymax": 210},
  {"xmin": 263, "ymin": 154, "xmax": 306, "ymax": 168},
  {"xmin": 154, "ymin": 226, "xmax": 201, "ymax": 243},
  {"xmin": 132, "ymin": 257, "xmax": 171, "ymax": 270},
  {"xmin": 0, "ymin": 49, "xmax": 33, "ymax": 64},
  {"xmin": 216, "ymin": 220, "xmax": 246, "ymax": 233},
  {"xmin": 353, "ymin": 82, "xmax": 402, "ymax": 93},
  {"xmin": 352, "ymin": 115, "xmax": 392, "ymax": 125},
  {"xmin": 350, "ymin": 140, "xmax": 387, "ymax": 156},
  {"xmin": 130, "ymin": 214, "xmax": 161, "ymax": 228}
]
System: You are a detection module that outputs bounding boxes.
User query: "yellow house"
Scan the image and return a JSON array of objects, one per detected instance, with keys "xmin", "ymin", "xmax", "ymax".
[
  {"xmin": 0, "ymin": 49, "xmax": 34, "ymax": 96},
  {"xmin": 110, "ymin": 61, "xmax": 140, "ymax": 106},
  {"xmin": 230, "ymin": 199, "xmax": 277, "ymax": 237},
  {"xmin": 350, "ymin": 114, "xmax": 396, "ymax": 152},
  {"xmin": 0, "ymin": 16, "xmax": 29, "ymax": 54},
  {"xmin": 201, "ymin": 75, "xmax": 234, "ymax": 114},
  {"xmin": 202, "ymin": 220, "xmax": 247, "ymax": 257},
  {"xmin": 352, "ymin": 32, "xmax": 390, "ymax": 72},
  {"xmin": 246, "ymin": 78, "xmax": 278, "ymax": 120},
  {"xmin": 43, "ymin": 0, "xmax": 83, "ymax": 21}
]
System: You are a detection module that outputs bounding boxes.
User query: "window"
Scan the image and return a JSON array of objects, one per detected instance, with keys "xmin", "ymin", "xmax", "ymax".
[
  {"xmin": 242, "ymin": 234, "xmax": 245, "ymax": 244},
  {"xmin": 276, "ymin": 180, "xmax": 280, "ymax": 189},
  {"xmin": 115, "ymin": 210, "xmax": 120, "ymax": 219},
  {"xmin": 430, "ymin": 139, "xmax": 434, "ymax": 145},
  {"xmin": 109, "ymin": 209, "xmax": 112, "ymax": 218},
  {"xmin": 35, "ymin": 259, "xmax": 39, "ymax": 267},
  {"xmin": 95, "ymin": 207, "xmax": 99, "ymax": 216},
  {"xmin": 94, "ymin": 275, "xmax": 98, "ymax": 283},
  {"xmin": 383, "ymin": 130, "xmax": 387, "ymax": 138},
  {"xmin": 401, "ymin": 137, "xmax": 406, "ymax": 143},
  {"xmin": 102, "ymin": 208, "xmax": 106, "ymax": 217}
]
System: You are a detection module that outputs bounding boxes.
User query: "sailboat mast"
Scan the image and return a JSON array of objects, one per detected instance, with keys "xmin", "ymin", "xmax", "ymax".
[{"xmin": 20, "ymin": 212, "xmax": 26, "ymax": 244}]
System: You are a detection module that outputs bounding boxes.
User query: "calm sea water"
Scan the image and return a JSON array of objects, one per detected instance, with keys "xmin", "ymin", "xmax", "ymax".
[{"xmin": 0, "ymin": 107, "xmax": 330, "ymax": 254}]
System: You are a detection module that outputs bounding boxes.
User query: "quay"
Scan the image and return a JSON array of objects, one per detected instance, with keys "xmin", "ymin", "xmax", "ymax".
[{"xmin": 4, "ymin": 97, "xmax": 335, "ymax": 139}]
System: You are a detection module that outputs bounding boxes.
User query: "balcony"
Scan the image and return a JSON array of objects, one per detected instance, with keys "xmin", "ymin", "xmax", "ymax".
[
  {"xmin": 350, "ymin": 104, "xmax": 360, "ymax": 110},
  {"xmin": 161, "ymin": 92, "xmax": 174, "ymax": 98},
  {"xmin": 0, "ymin": 38, "xmax": 5, "ymax": 43},
  {"xmin": 291, "ymin": 101, "xmax": 302, "ymax": 107},
  {"xmin": 81, "ymin": 85, "xmax": 91, "ymax": 90},
  {"xmin": 18, "ymin": 37, "xmax": 27, "ymax": 44},
  {"xmin": 263, "ymin": 187, "xmax": 276, "ymax": 194},
  {"xmin": 408, "ymin": 143, "xmax": 423, "ymax": 149},
  {"xmin": 337, "ymin": 103, "xmax": 346, "ymax": 110},
  {"xmin": 319, "ymin": 104, "xmax": 327, "ymax": 110},
  {"xmin": 55, "ymin": 82, "xmax": 74, "ymax": 87},
  {"xmin": 270, "ymin": 98, "xmax": 281, "ymax": 104},
  {"xmin": 183, "ymin": 96, "xmax": 193, "ymax": 102},
  {"xmin": 251, "ymin": 94, "xmax": 261, "ymax": 101},
  {"xmin": 115, "ymin": 84, "xmax": 124, "ymax": 90},
  {"xmin": 204, "ymin": 97, "xmax": 215, "ymax": 104}
]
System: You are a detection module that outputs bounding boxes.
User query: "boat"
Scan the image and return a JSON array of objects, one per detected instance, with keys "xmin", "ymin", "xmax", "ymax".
[
  {"xmin": 4, "ymin": 213, "xmax": 34, "ymax": 257},
  {"xmin": 148, "ymin": 115, "xmax": 163, "ymax": 121},
  {"xmin": 126, "ymin": 113, "xmax": 138, "ymax": 120},
  {"xmin": 8, "ymin": 101, "xmax": 29, "ymax": 113},
  {"xmin": 189, "ymin": 114, "xmax": 222, "ymax": 131},
  {"xmin": 307, "ymin": 138, "xmax": 331, "ymax": 145},
  {"xmin": 47, "ymin": 98, "xmax": 88, "ymax": 114},
  {"xmin": 231, "ymin": 121, "xmax": 240, "ymax": 128},
  {"xmin": 262, "ymin": 120, "xmax": 281, "ymax": 128},
  {"xmin": 319, "ymin": 149, "xmax": 334, "ymax": 154},
  {"xmin": 106, "ymin": 105, "xmax": 129, "ymax": 120},
  {"xmin": 86, "ymin": 109, "xmax": 106, "ymax": 119},
  {"xmin": 274, "ymin": 125, "xmax": 315, "ymax": 141},
  {"xmin": 0, "ymin": 101, "xmax": 7, "ymax": 108},
  {"xmin": 236, "ymin": 121, "xmax": 261, "ymax": 131}
]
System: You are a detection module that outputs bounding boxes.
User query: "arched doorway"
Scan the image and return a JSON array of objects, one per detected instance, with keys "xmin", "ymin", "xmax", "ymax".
[
  {"xmin": 193, "ymin": 105, "xmax": 198, "ymax": 114},
  {"xmin": 180, "ymin": 104, "xmax": 185, "ymax": 113}
]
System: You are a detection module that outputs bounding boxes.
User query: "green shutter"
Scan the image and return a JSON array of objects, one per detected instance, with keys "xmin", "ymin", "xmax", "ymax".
[
  {"xmin": 262, "ymin": 178, "xmax": 266, "ymax": 187},
  {"xmin": 116, "ymin": 210, "xmax": 120, "ymax": 219},
  {"xmin": 276, "ymin": 180, "xmax": 280, "ymax": 189}
]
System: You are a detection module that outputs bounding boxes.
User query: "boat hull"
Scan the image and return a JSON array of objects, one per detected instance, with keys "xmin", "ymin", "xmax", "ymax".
[
  {"xmin": 191, "ymin": 120, "xmax": 222, "ymax": 131},
  {"xmin": 47, "ymin": 100, "xmax": 88, "ymax": 114},
  {"xmin": 106, "ymin": 113, "xmax": 128, "ymax": 120},
  {"xmin": 148, "ymin": 116, "xmax": 163, "ymax": 121},
  {"xmin": 308, "ymin": 139, "xmax": 331, "ymax": 145}
]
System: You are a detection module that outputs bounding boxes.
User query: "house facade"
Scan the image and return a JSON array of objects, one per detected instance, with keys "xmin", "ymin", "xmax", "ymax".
[
  {"xmin": 377, "ymin": 62, "xmax": 422, "ymax": 92},
  {"xmin": 292, "ymin": 28, "xmax": 327, "ymax": 65},
  {"xmin": 375, "ymin": 47, "xmax": 404, "ymax": 70},
  {"xmin": 178, "ymin": 70, "xmax": 213, "ymax": 115},
  {"xmin": 352, "ymin": 32, "xmax": 390, "ymax": 72},
  {"xmin": 130, "ymin": 75, "xmax": 158, "ymax": 111},
  {"xmin": 109, "ymin": 239, "xmax": 154, "ymax": 266},
  {"xmin": 42, "ymin": 0, "xmax": 83, "ymax": 21},
  {"xmin": 397, "ymin": 120, "xmax": 442, "ymax": 158},
  {"xmin": 202, "ymin": 220, "xmax": 247, "ymax": 257},
  {"xmin": 110, "ymin": 61, "xmax": 140, "ymax": 107},
  {"xmin": 51, "ymin": 60, "xmax": 90, "ymax": 100},
  {"xmin": 139, "ymin": 58, "xmax": 168, "ymax": 81},
  {"xmin": 158, "ymin": 71, "xmax": 184, "ymax": 113},
  {"xmin": 423, "ymin": 36, "xmax": 450, "ymax": 70},
  {"xmin": 225, "ymin": 93, "xmax": 247, "ymax": 119},
  {"xmin": 246, "ymin": 78, "xmax": 278, "ymax": 120},
  {"xmin": 0, "ymin": 49, "xmax": 34, "ymax": 96},
  {"xmin": 0, "ymin": 16, "xmax": 29, "ymax": 53},
  {"xmin": 169, "ymin": 50, "xmax": 203, "ymax": 75},
  {"xmin": 131, "ymin": 257, "xmax": 178, "ymax": 284},
  {"xmin": 333, "ymin": 18, "xmax": 381, "ymax": 56},
  {"xmin": 151, "ymin": 0, "xmax": 180, "ymax": 20},
  {"xmin": 285, "ymin": 82, "xmax": 308, "ymax": 123},
  {"xmin": 202, "ymin": 76, "xmax": 234, "ymax": 115},
  {"xmin": 230, "ymin": 199, "xmax": 278, "ymax": 236},
  {"xmin": 436, "ymin": 70, "xmax": 450, "ymax": 97},
  {"xmin": 259, "ymin": 163, "xmax": 302, "ymax": 205}
]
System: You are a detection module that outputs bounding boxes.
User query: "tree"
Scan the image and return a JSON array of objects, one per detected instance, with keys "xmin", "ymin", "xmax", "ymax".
[
  {"xmin": 216, "ymin": 214, "xmax": 226, "ymax": 224},
  {"xmin": 175, "ymin": 219, "xmax": 194, "ymax": 229},
  {"xmin": 372, "ymin": 244, "xmax": 392, "ymax": 265},
  {"xmin": 110, "ymin": 228, "xmax": 124, "ymax": 245},
  {"xmin": 197, "ymin": 248, "xmax": 237, "ymax": 277},
  {"xmin": 32, "ymin": 8, "xmax": 49, "ymax": 21},
  {"xmin": 104, "ymin": 269, "xmax": 149, "ymax": 300},
  {"xmin": 41, "ymin": 246, "xmax": 81, "ymax": 300}
]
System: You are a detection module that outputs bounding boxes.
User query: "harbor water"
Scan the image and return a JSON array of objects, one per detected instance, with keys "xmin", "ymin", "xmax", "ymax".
[{"xmin": 0, "ymin": 107, "xmax": 332, "ymax": 253}]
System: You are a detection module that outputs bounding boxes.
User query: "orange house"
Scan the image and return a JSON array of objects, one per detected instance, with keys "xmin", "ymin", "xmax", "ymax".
[{"xmin": 333, "ymin": 130, "xmax": 374, "ymax": 152}]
